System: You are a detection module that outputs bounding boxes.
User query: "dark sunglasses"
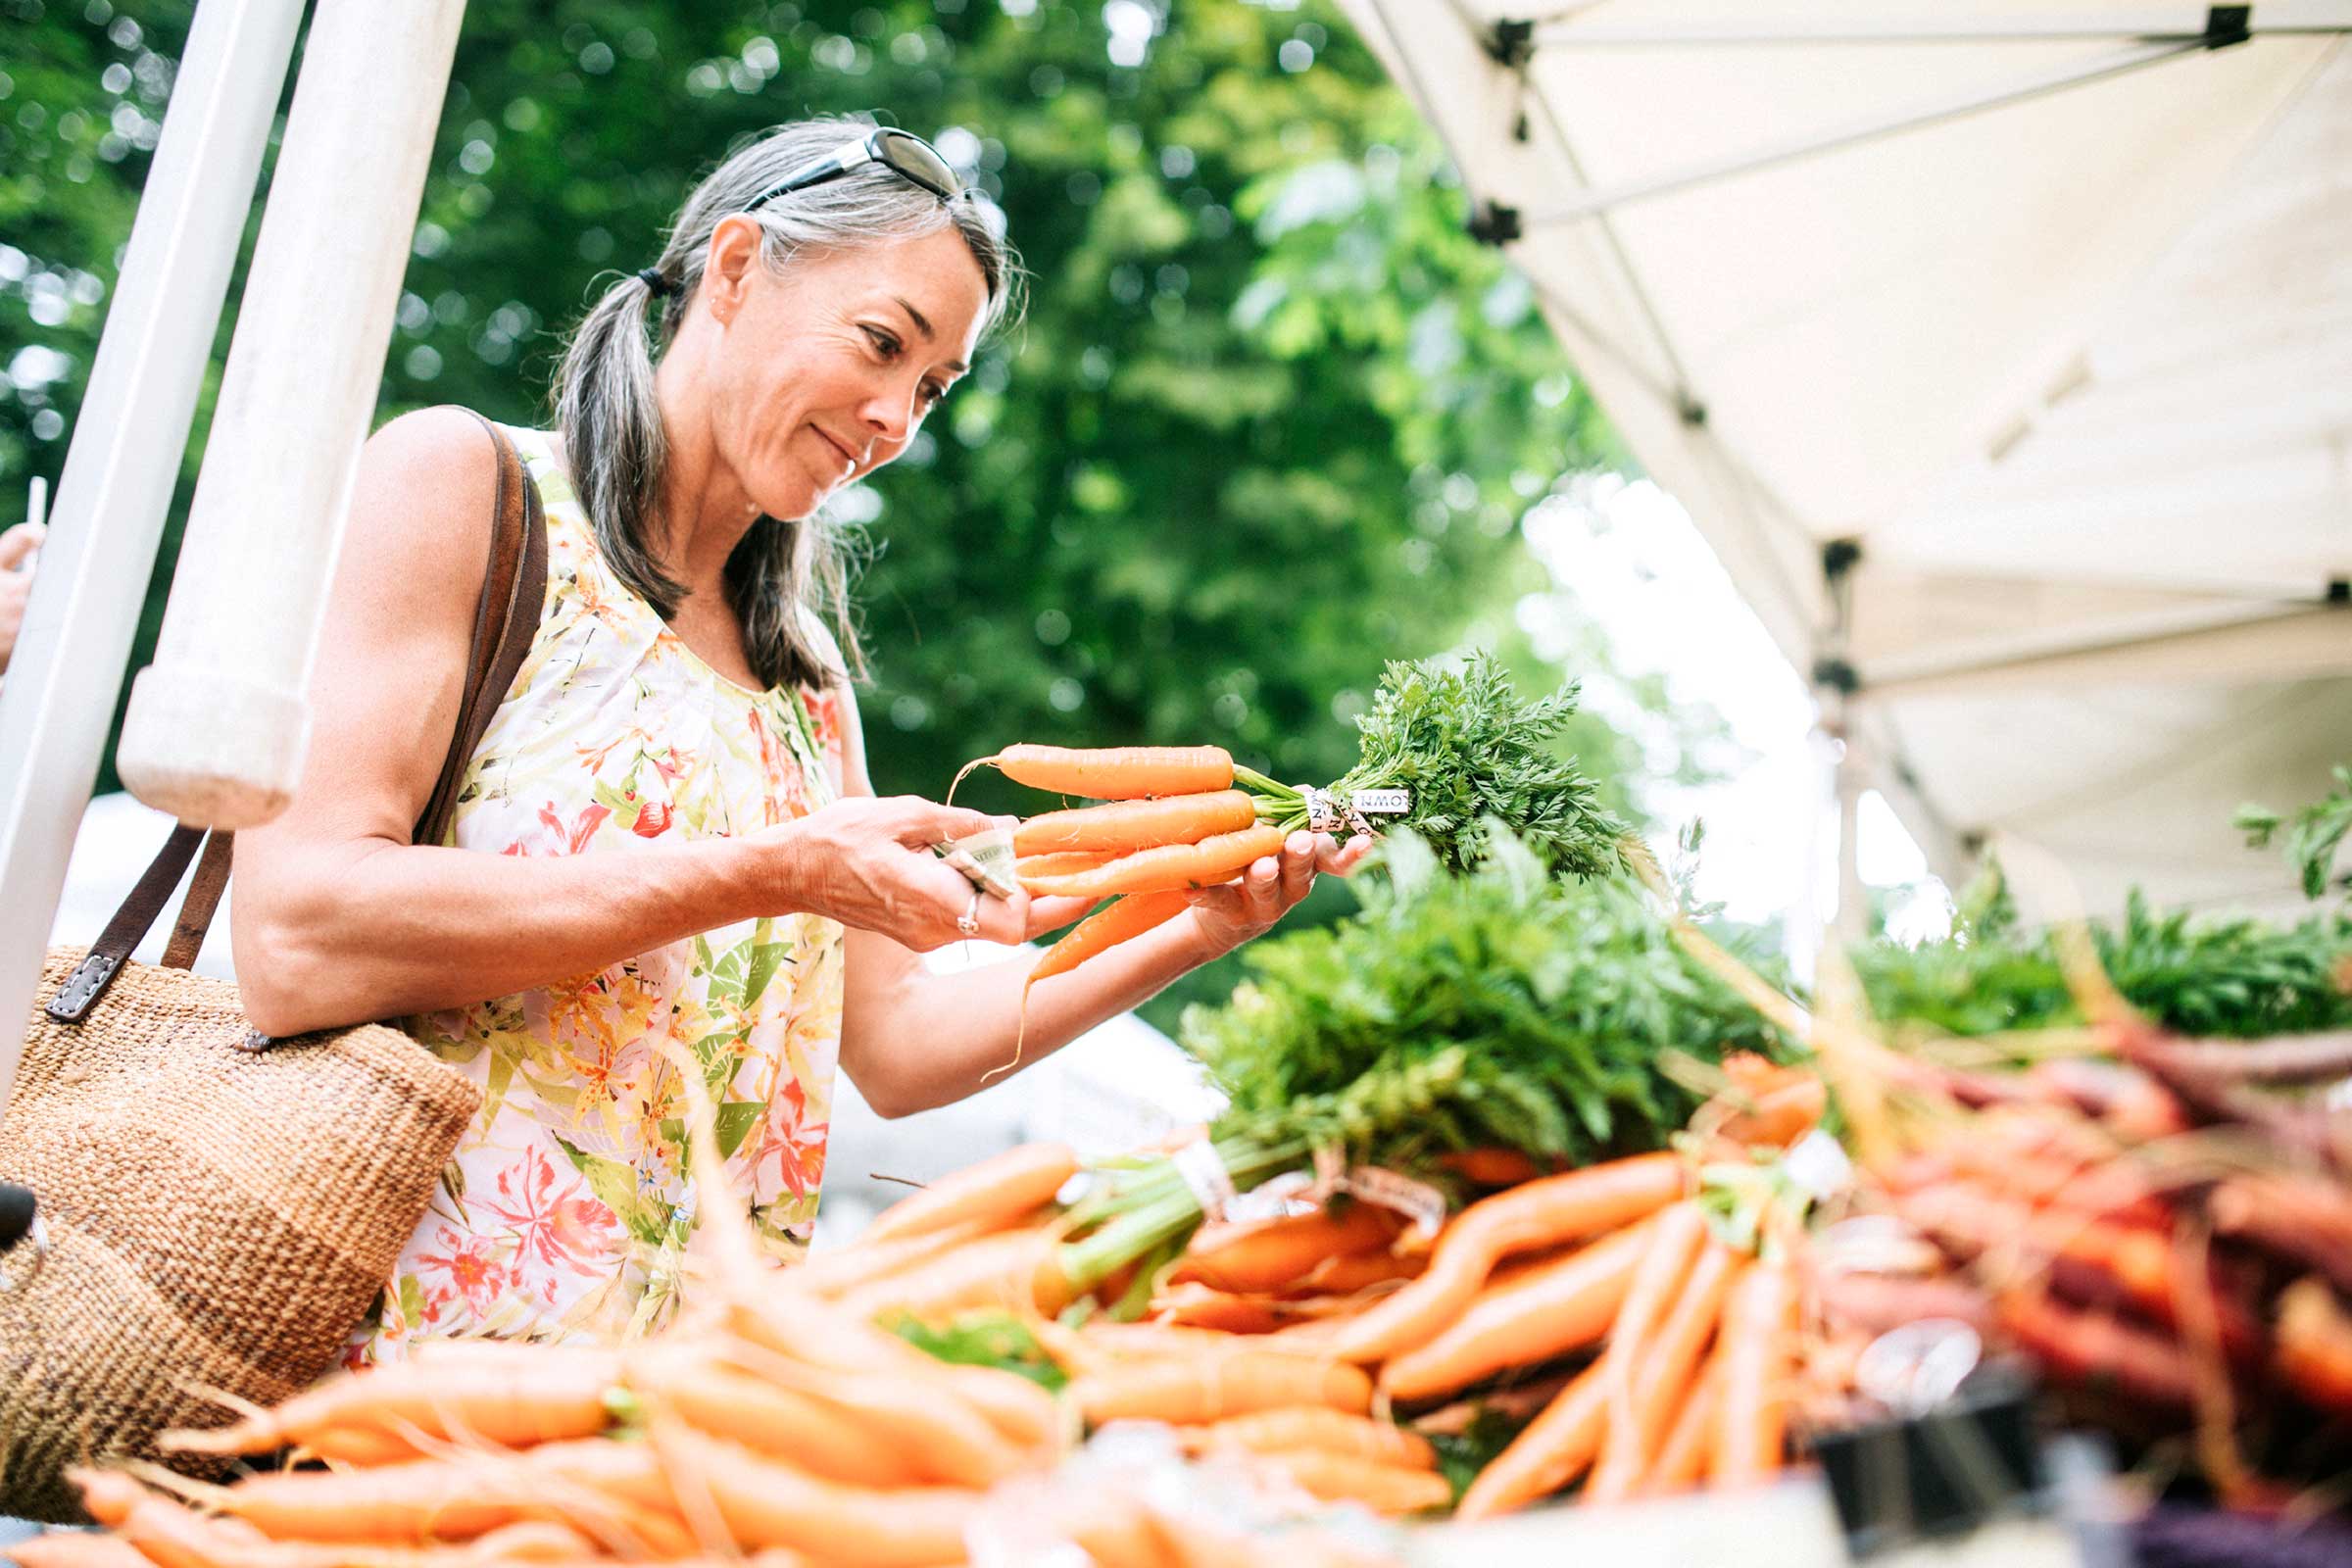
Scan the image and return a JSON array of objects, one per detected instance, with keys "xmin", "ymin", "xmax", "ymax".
[{"xmin": 745, "ymin": 127, "xmax": 962, "ymax": 212}]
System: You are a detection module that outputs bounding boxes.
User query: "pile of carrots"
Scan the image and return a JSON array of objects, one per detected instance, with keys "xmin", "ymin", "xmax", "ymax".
[
  {"xmin": 781, "ymin": 1054, "xmax": 1835, "ymax": 1524},
  {"xmin": 24, "ymin": 1099, "xmax": 1401, "ymax": 1568},
  {"xmin": 1812, "ymin": 1014, "xmax": 2352, "ymax": 1506}
]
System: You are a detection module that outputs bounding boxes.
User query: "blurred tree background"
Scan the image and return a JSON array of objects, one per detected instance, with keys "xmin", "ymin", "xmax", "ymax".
[{"xmin": 0, "ymin": 0, "xmax": 1728, "ymax": 1026}]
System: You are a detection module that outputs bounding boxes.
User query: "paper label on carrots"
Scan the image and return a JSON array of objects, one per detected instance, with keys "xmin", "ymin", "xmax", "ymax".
[
  {"xmin": 1171, "ymin": 1139, "xmax": 1240, "ymax": 1224},
  {"xmin": 933, "ymin": 827, "xmax": 1019, "ymax": 899},
  {"xmin": 1348, "ymin": 789, "xmax": 1411, "ymax": 815},
  {"xmin": 1783, "ymin": 1128, "xmax": 1852, "ymax": 1202}
]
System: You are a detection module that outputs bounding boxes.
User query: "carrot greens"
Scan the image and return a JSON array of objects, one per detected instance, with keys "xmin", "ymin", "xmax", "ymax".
[
  {"xmin": 1054, "ymin": 827, "xmax": 1791, "ymax": 1294},
  {"xmin": 1850, "ymin": 862, "xmax": 2352, "ymax": 1044},
  {"xmin": 2237, "ymin": 762, "xmax": 2352, "ymax": 902},
  {"xmin": 1232, "ymin": 654, "xmax": 1630, "ymax": 879}
]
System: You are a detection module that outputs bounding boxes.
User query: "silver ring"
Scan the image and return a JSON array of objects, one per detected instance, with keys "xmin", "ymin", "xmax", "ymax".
[{"xmin": 956, "ymin": 888, "xmax": 983, "ymax": 937}]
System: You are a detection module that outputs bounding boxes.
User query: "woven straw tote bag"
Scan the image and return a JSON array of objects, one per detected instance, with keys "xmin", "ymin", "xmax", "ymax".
[{"xmin": 0, "ymin": 413, "xmax": 545, "ymax": 1522}]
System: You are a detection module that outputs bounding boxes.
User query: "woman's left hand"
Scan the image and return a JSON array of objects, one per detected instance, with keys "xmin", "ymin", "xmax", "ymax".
[{"xmin": 1187, "ymin": 830, "xmax": 1374, "ymax": 956}]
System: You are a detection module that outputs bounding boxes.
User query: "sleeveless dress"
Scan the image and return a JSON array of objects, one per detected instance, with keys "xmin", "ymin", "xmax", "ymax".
[{"xmin": 348, "ymin": 424, "xmax": 849, "ymax": 1363}]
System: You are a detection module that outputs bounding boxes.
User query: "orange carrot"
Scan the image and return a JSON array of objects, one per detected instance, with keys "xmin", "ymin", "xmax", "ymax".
[
  {"xmin": 1378, "ymin": 1217, "xmax": 1654, "ymax": 1400},
  {"xmin": 1452, "ymin": 1358, "xmax": 1610, "ymax": 1520},
  {"xmin": 203, "ymin": 1437, "xmax": 677, "ymax": 1544},
  {"xmin": 726, "ymin": 1292, "xmax": 1059, "ymax": 1457},
  {"xmin": 1587, "ymin": 1221, "xmax": 1736, "ymax": 1502},
  {"xmin": 1014, "ymin": 850, "xmax": 1120, "ymax": 880},
  {"xmin": 1028, "ymin": 891, "xmax": 1195, "ymax": 986},
  {"xmin": 1183, "ymin": 1406, "xmax": 1438, "ymax": 1470},
  {"xmin": 1328, "ymin": 1154, "xmax": 1688, "ymax": 1364},
  {"xmin": 2277, "ymin": 1277, "xmax": 2352, "ymax": 1415},
  {"xmin": 1436, "ymin": 1149, "xmax": 1544, "ymax": 1186},
  {"xmin": 1152, "ymin": 1282, "xmax": 1286, "ymax": 1334},
  {"xmin": 1174, "ymin": 1203, "xmax": 1398, "ymax": 1295},
  {"xmin": 1078, "ymin": 1321, "xmax": 1340, "ymax": 1361},
  {"xmin": 793, "ymin": 1212, "xmax": 1009, "ymax": 1298},
  {"xmin": 4, "ymin": 1536, "xmax": 151, "ymax": 1568},
  {"xmin": 160, "ymin": 1346, "xmax": 618, "ymax": 1461},
  {"xmin": 1710, "ymin": 1055, "xmax": 1828, "ymax": 1151},
  {"xmin": 1996, "ymin": 1285, "xmax": 2199, "ymax": 1409},
  {"xmin": 1298, "ymin": 1249, "xmax": 1425, "ymax": 1294},
  {"xmin": 1649, "ymin": 1350, "xmax": 1725, "ymax": 1494},
  {"xmin": 1019, "ymin": 825, "xmax": 1288, "ymax": 899},
  {"xmin": 1254, "ymin": 1449, "xmax": 1454, "ymax": 1516},
  {"xmin": 698, "ymin": 1318, "xmax": 1038, "ymax": 1489},
  {"xmin": 649, "ymin": 1420, "xmax": 977, "ymax": 1567},
  {"xmin": 1070, "ymin": 1352, "xmax": 1374, "ymax": 1425},
  {"xmin": 837, "ymin": 1226, "xmax": 1076, "ymax": 1325},
  {"xmin": 1711, "ymin": 1259, "xmax": 1797, "ymax": 1486},
  {"xmin": 973, "ymin": 744, "xmax": 1234, "ymax": 800},
  {"xmin": 1016, "ymin": 791, "xmax": 1260, "ymax": 855},
  {"xmin": 628, "ymin": 1348, "xmax": 919, "ymax": 1488},
  {"xmin": 860, "ymin": 1143, "xmax": 1078, "ymax": 1247}
]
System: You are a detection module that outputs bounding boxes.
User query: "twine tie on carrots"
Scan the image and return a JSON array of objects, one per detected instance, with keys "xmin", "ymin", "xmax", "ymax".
[{"xmin": 1298, "ymin": 786, "xmax": 1377, "ymax": 839}]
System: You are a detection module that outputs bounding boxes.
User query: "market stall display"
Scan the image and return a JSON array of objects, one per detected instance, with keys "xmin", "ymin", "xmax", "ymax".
[{"xmin": 25, "ymin": 772, "xmax": 2352, "ymax": 1565}]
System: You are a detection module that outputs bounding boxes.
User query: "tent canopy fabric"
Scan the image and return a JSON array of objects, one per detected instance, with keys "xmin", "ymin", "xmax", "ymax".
[{"xmin": 1337, "ymin": 0, "xmax": 2352, "ymax": 913}]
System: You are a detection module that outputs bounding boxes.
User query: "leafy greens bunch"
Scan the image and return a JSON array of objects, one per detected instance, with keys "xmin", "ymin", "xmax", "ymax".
[
  {"xmin": 1234, "ymin": 654, "xmax": 1629, "ymax": 879},
  {"xmin": 1850, "ymin": 864, "xmax": 2352, "ymax": 1044},
  {"xmin": 1056, "ymin": 826, "xmax": 1789, "ymax": 1292},
  {"xmin": 2237, "ymin": 763, "xmax": 2352, "ymax": 902}
]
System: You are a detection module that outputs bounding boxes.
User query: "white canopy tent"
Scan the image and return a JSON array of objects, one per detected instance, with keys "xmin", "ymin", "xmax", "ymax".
[{"xmin": 1333, "ymin": 0, "xmax": 2352, "ymax": 919}]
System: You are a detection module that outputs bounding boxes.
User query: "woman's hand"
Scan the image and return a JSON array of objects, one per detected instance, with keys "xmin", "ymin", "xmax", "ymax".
[
  {"xmin": 1185, "ymin": 829, "xmax": 1374, "ymax": 957},
  {"xmin": 755, "ymin": 795, "xmax": 1039, "ymax": 951}
]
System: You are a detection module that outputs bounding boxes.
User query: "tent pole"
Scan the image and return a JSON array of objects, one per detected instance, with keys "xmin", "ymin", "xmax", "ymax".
[
  {"xmin": 0, "ymin": 0, "xmax": 307, "ymax": 1101},
  {"xmin": 115, "ymin": 0, "xmax": 470, "ymax": 827},
  {"xmin": 1832, "ymin": 708, "xmax": 1869, "ymax": 942},
  {"xmin": 1523, "ymin": 36, "xmax": 2206, "ymax": 226}
]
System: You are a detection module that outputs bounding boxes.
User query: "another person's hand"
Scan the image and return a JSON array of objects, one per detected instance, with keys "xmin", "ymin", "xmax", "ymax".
[
  {"xmin": 1186, "ymin": 829, "xmax": 1374, "ymax": 957},
  {"xmin": 0, "ymin": 520, "xmax": 42, "ymax": 676},
  {"xmin": 757, "ymin": 794, "xmax": 1041, "ymax": 952}
]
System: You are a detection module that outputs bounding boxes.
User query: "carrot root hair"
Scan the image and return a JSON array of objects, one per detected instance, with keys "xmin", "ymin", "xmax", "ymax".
[{"xmin": 948, "ymin": 753, "xmax": 1003, "ymax": 808}]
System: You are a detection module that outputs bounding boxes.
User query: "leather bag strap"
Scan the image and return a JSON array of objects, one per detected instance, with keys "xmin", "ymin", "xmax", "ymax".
[
  {"xmin": 46, "ymin": 414, "xmax": 547, "ymax": 1025},
  {"xmin": 416, "ymin": 414, "xmax": 547, "ymax": 850}
]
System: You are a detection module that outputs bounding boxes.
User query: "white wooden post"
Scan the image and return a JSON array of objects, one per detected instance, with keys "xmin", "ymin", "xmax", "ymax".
[
  {"xmin": 115, "ymin": 0, "xmax": 470, "ymax": 826},
  {"xmin": 0, "ymin": 0, "xmax": 308, "ymax": 1093}
]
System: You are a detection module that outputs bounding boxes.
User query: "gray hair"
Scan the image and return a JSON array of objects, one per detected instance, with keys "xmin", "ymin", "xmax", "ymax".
[{"xmin": 554, "ymin": 117, "xmax": 1022, "ymax": 691}]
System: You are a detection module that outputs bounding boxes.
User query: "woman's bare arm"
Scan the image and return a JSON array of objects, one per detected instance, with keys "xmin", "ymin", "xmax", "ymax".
[{"xmin": 230, "ymin": 408, "xmax": 1014, "ymax": 1037}]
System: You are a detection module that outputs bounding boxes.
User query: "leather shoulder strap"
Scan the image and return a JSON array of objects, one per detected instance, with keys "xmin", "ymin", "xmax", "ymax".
[
  {"xmin": 414, "ymin": 414, "xmax": 547, "ymax": 849},
  {"xmin": 48, "ymin": 411, "xmax": 549, "ymax": 1022}
]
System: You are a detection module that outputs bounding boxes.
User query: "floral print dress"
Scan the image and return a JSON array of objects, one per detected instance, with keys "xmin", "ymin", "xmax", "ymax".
[{"xmin": 350, "ymin": 424, "xmax": 848, "ymax": 1362}]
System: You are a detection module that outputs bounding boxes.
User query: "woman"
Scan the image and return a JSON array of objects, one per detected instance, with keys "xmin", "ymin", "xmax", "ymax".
[{"xmin": 230, "ymin": 120, "xmax": 1364, "ymax": 1355}]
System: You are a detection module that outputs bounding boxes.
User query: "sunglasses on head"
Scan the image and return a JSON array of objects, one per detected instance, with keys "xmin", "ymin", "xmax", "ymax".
[{"xmin": 745, "ymin": 127, "xmax": 962, "ymax": 212}]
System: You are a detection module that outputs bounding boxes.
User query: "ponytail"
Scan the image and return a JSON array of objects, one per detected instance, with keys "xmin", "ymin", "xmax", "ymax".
[{"xmin": 553, "ymin": 270, "xmax": 685, "ymax": 619}]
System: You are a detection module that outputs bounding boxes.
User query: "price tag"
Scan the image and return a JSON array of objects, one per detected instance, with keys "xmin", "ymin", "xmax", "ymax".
[{"xmin": 1349, "ymin": 789, "xmax": 1411, "ymax": 815}]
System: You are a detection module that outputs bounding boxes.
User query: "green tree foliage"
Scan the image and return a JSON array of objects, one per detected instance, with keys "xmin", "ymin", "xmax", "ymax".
[{"xmin": 4, "ymin": 0, "xmax": 1710, "ymax": 1024}]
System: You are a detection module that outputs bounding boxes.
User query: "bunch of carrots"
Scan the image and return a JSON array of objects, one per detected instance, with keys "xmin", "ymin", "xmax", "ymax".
[
  {"xmin": 24, "ymin": 1092, "xmax": 1400, "ymax": 1568},
  {"xmin": 975, "ymin": 744, "xmax": 1294, "ymax": 998}
]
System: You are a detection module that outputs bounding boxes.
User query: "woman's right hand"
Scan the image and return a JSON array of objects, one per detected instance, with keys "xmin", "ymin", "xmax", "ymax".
[{"xmin": 755, "ymin": 794, "xmax": 1036, "ymax": 951}]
